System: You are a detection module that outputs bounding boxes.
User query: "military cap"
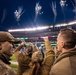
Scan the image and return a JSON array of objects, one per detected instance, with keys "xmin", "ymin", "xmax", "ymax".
[{"xmin": 0, "ymin": 31, "xmax": 21, "ymax": 43}]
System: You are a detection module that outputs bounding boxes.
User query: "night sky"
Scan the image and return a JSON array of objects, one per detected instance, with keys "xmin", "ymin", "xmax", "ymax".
[{"xmin": 0, "ymin": 0, "xmax": 75, "ymax": 31}]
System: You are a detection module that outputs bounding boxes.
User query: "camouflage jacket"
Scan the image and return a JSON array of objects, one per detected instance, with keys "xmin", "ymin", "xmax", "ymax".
[
  {"xmin": 0, "ymin": 59, "xmax": 17, "ymax": 75},
  {"xmin": 14, "ymin": 45, "xmax": 31, "ymax": 75},
  {"xmin": 23, "ymin": 40, "xmax": 55, "ymax": 75}
]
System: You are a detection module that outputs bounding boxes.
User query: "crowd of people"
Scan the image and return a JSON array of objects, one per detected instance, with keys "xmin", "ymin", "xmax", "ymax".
[{"xmin": 0, "ymin": 28, "xmax": 76, "ymax": 75}]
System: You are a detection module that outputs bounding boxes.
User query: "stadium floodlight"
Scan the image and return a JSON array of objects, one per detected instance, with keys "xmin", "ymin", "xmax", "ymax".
[
  {"xmin": 8, "ymin": 20, "xmax": 76, "ymax": 32},
  {"xmin": 68, "ymin": 21, "xmax": 76, "ymax": 25},
  {"xmin": 36, "ymin": 26, "xmax": 49, "ymax": 30},
  {"xmin": 8, "ymin": 29, "xmax": 27, "ymax": 32},
  {"xmin": 50, "ymin": 26, "xmax": 53, "ymax": 28},
  {"xmin": 55, "ymin": 23, "xmax": 67, "ymax": 27},
  {"xmin": 55, "ymin": 20, "xmax": 76, "ymax": 27},
  {"xmin": 25, "ymin": 28, "xmax": 36, "ymax": 31},
  {"xmin": 8, "ymin": 28, "xmax": 36, "ymax": 32},
  {"xmin": 8, "ymin": 26, "xmax": 49, "ymax": 32}
]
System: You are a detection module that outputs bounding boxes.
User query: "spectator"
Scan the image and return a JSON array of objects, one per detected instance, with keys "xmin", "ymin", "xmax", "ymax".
[
  {"xmin": 23, "ymin": 37, "xmax": 55, "ymax": 75},
  {"xmin": 0, "ymin": 31, "xmax": 20, "ymax": 75},
  {"xmin": 49, "ymin": 28, "xmax": 76, "ymax": 75},
  {"xmin": 14, "ymin": 41, "xmax": 38, "ymax": 75}
]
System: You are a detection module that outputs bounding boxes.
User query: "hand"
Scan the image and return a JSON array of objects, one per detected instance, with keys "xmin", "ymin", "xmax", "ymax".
[
  {"xmin": 29, "ymin": 42, "xmax": 34, "ymax": 46},
  {"xmin": 20, "ymin": 41, "xmax": 26, "ymax": 46},
  {"xmin": 43, "ymin": 36, "xmax": 49, "ymax": 42}
]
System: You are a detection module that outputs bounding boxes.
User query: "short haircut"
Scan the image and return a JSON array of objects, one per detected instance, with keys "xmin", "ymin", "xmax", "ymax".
[{"xmin": 59, "ymin": 28, "xmax": 76, "ymax": 49}]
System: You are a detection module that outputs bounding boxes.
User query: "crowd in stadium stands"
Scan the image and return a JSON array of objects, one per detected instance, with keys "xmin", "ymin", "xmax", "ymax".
[{"xmin": 0, "ymin": 28, "xmax": 76, "ymax": 75}]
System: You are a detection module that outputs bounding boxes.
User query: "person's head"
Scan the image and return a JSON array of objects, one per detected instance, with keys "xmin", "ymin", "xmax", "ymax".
[
  {"xmin": 29, "ymin": 42, "xmax": 38, "ymax": 52},
  {"xmin": 31, "ymin": 51, "xmax": 43, "ymax": 64},
  {"xmin": 29, "ymin": 51, "xmax": 43, "ymax": 75},
  {"xmin": 57, "ymin": 28, "xmax": 76, "ymax": 52},
  {"xmin": 25, "ymin": 42, "xmax": 39, "ymax": 57},
  {"xmin": 0, "ymin": 31, "xmax": 21, "ymax": 56},
  {"xmin": 25, "ymin": 45, "xmax": 33, "ymax": 57}
]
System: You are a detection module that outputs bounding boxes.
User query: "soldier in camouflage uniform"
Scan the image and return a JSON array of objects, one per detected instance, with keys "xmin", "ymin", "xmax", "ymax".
[
  {"xmin": 0, "ymin": 31, "xmax": 21, "ymax": 75},
  {"xmin": 14, "ymin": 41, "xmax": 38, "ymax": 75},
  {"xmin": 22, "ymin": 37, "xmax": 55, "ymax": 75}
]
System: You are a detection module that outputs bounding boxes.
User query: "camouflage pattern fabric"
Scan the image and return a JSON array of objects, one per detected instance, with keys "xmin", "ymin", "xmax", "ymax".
[{"xmin": 0, "ymin": 60, "xmax": 17, "ymax": 75}]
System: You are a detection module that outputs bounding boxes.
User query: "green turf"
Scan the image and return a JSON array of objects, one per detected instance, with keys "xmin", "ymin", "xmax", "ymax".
[
  {"xmin": 10, "ymin": 55, "xmax": 17, "ymax": 62},
  {"xmin": 9, "ymin": 55, "xmax": 18, "ymax": 72},
  {"xmin": 9, "ymin": 64, "xmax": 18, "ymax": 72}
]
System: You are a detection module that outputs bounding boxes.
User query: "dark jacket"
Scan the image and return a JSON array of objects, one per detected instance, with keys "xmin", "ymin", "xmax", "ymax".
[{"xmin": 50, "ymin": 47, "xmax": 76, "ymax": 75}]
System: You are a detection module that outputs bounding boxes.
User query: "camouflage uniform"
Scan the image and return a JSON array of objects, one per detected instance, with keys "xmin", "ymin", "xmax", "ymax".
[
  {"xmin": 14, "ymin": 44, "xmax": 37, "ymax": 75},
  {"xmin": 0, "ymin": 54, "xmax": 17, "ymax": 75},
  {"xmin": 0, "ymin": 31, "xmax": 21, "ymax": 75},
  {"xmin": 23, "ymin": 40, "xmax": 55, "ymax": 75}
]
